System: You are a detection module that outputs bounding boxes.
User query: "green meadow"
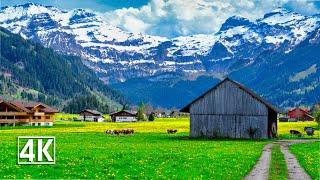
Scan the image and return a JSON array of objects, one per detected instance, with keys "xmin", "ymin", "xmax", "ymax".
[
  {"xmin": 0, "ymin": 118, "xmax": 318, "ymax": 179},
  {"xmin": 290, "ymin": 142, "xmax": 320, "ymax": 180}
]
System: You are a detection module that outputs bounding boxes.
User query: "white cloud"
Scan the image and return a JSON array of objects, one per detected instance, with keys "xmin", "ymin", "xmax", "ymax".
[
  {"xmin": 286, "ymin": 0, "xmax": 319, "ymax": 15},
  {"xmin": 123, "ymin": 15, "xmax": 151, "ymax": 34},
  {"xmin": 102, "ymin": 0, "xmax": 319, "ymax": 37}
]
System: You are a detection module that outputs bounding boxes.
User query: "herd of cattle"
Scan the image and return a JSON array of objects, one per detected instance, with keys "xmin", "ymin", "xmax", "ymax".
[
  {"xmin": 105, "ymin": 129, "xmax": 178, "ymax": 135},
  {"xmin": 106, "ymin": 129, "xmax": 134, "ymax": 135},
  {"xmin": 105, "ymin": 128, "xmax": 313, "ymax": 136}
]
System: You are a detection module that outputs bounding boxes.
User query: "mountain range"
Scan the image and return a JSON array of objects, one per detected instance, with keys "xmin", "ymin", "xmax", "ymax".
[{"xmin": 0, "ymin": 3, "xmax": 319, "ymax": 109}]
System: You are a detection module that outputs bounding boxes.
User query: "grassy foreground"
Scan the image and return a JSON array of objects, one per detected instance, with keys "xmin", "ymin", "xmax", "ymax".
[
  {"xmin": 289, "ymin": 142, "xmax": 320, "ymax": 180},
  {"xmin": 0, "ymin": 117, "xmax": 318, "ymax": 179},
  {"xmin": 269, "ymin": 144, "xmax": 287, "ymax": 180},
  {"xmin": 0, "ymin": 118, "xmax": 268, "ymax": 179}
]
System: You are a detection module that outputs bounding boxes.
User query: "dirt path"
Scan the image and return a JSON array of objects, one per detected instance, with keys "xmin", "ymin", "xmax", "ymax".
[
  {"xmin": 277, "ymin": 140, "xmax": 319, "ymax": 180},
  {"xmin": 244, "ymin": 139, "xmax": 318, "ymax": 180},
  {"xmin": 244, "ymin": 143, "xmax": 273, "ymax": 180}
]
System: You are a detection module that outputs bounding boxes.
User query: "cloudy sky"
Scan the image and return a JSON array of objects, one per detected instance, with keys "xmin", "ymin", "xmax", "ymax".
[{"xmin": 2, "ymin": 0, "xmax": 320, "ymax": 37}]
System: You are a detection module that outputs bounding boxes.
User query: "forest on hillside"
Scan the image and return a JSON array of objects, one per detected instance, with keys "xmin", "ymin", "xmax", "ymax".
[{"xmin": 0, "ymin": 27, "xmax": 127, "ymax": 113}]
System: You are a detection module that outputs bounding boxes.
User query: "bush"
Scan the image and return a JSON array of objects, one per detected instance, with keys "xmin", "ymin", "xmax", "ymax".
[{"xmin": 148, "ymin": 113, "xmax": 155, "ymax": 121}]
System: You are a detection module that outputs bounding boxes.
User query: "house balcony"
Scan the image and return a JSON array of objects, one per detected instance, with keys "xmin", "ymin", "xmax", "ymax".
[
  {"xmin": 0, "ymin": 119, "xmax": 24, "ymax": 123},
  {"xmin": 0, "ymin": 112, "xmax": 28, "ymax": 116}
]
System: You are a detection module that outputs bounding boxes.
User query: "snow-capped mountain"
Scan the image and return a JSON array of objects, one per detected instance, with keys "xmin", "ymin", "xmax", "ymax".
[{"xmin": 1, "ymin": 3, "xmax": 319, "ymax": 108}]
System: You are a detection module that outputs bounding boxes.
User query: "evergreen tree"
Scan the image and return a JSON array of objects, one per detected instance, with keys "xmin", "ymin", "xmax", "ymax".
[
  {"xmin": 148, "ymin": 112, "xmax": 155, "ymax": 121},
  {"xmin": 137, "ymin": 102, "xmax": 145, "ymax": 121}
]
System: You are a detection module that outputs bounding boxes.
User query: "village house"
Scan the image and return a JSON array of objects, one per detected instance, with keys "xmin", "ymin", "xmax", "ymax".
[
  {"xmin": 0, "ymin": 99, "xmax": 58, "ymax": 126},
  {"xmin": 288, "ymin": 108, "xmax": 314, "ymax": 121},
  {"xmin": 180, "ymin": 78, "xmax": 278, "ymax": 139},
  {"xmin": 153, "ymin": 109, "xmax": 167, "ymax": 118},
  {"xmin": 79, "ymin": 109, "xmax": 104, "ymax": 122},
  {"xmin": 110, "ymin": 110, "xmax": 137, "ymax": 122}
]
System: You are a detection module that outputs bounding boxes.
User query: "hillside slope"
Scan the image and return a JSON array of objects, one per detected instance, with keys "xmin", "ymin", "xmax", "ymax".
[{"xmin": 0, "ymin": 27, "xmax": 126, "ymax": 112}]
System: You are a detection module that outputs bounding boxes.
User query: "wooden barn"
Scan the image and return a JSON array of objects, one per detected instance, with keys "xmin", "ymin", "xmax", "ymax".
[{"xmin": 180, "ymin": 78, "xmax": 278, "ymax": 139}]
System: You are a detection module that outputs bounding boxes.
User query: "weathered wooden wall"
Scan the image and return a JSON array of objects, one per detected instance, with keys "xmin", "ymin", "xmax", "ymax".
[{"xmin": 189, "ymin": 80, "xmax": 269, "ymax": 139}]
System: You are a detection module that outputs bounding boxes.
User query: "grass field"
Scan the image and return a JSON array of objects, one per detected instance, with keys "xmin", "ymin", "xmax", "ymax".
[
  {"xmin": 0, "ymin": 118, "xmax": 268, "ymax": 179},
  {"xmin": 269, "ymin": 144, "xmax": 287, "ymax": 180},
  {"xmin": 289, "ymin": 142, "xmax": 320, "ymax": 180},
  {"xmin": 0, "ymin": 117, "xmax": 318, "ymax": 179}
]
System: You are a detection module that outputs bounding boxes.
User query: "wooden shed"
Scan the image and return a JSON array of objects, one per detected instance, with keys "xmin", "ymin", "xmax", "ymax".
[{"xmin": 180, "ymin": 78, "xmax": 278, "ymax": 139}]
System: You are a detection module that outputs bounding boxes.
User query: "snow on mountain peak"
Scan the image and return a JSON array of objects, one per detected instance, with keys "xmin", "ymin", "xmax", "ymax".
[
  {"xmin": 270, "ymin": 7, "xmax": 292, "ymax": 14},
  {"xmin": 260, "ymin": 7, "xmax": 305, "ymax": 26},
  {"xmin": 219, "ymin": 15, "xmax": 252, "ymax": 31},
  {"xmin": 168, "ymin": 34, "xmax": 217, "ymax": 57},
  {"xmin": 0, "ymin": 4, "xmax": 319, "ymax": 83}
]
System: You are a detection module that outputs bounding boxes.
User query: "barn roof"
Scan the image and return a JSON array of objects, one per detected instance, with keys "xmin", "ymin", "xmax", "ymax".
[
  {"xmin": 288, "ymin": 107, "xmax": 309, "ymax": 113},
  {"xmin": 79, "ymin": 109, "xmax": 102, "ymax": 116},
  {"xmin": 180, "ymin": 77, "xmax": 278, "ymax": 113}
]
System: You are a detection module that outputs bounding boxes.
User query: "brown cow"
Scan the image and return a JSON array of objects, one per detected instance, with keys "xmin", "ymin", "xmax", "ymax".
[{"xmin": 167, "ymin": 129, "xmax": 178, "ymax": 134}]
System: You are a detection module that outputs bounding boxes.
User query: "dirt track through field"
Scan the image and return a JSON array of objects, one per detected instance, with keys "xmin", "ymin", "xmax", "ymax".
[
  {"xmin": 280, "ymin": 143, "xmax": 311, "ymax": 180},
  {"xmin": 244, "ymin": 143, "xmax": 273, "ymax": 180},
  {"xmin": 245, "ymin": 139, "xmax": 318, "ymax": 180},
  {"xmin": 277, "ymin": 139, "xmax": 319, "ymax": 180}
]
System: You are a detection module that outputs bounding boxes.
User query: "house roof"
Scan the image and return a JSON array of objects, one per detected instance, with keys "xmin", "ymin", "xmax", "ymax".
[
  {"xmin": 110, "ymin": 110, "xmax": 137, "ymax": 116},
  {"xmin": 10, "ymin": 100, "xmax": 59, "ymax": 113},
  {"xmin": 180, "ymin": 77, "xmax": 278, "ymax": 113},
  {"xmin": 0, "ymin": 99, "xmax": 59, "ymax": 113},
  {"xmin": 79, "ymin": 109, "xmax": 102, "ymax": 116},
  {"xmin": 288, "ymin": 107, "xmax": 309, "ymax": 113},
  {"xmin": 0, "ymin": 100, "xmax": 30, "ymax": 112}
]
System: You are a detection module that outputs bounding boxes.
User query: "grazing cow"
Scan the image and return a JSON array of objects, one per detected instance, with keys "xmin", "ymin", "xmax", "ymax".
[
  {"xmin": 106, "ymin": 130, "xmax": 115, "ymax": 135},
  {"xmin": 167, "ymin": 129, "xmax": 178, "ymax": 134},
  {"xmin": 290, "ymin": 130, "xmax": 302, "ymax": 136},
  {"xmin": 121, "ymin": 128, "xmax": 134, "ymax": 135},
  {"xmin": 106, "ymin": 129, "xmax": 134, "ymax": 135},
  {"xmin": 114, "ymin": 130, "xmax": 121, "ymax": 135}
]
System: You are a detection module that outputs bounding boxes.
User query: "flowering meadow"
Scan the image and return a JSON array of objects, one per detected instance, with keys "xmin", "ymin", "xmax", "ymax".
[
  {"xmin": 0, "ymin": 117, "xmax": 318, "ymax": 179},
  {"xmin": 289, "ymin": 142, "xmax": 320, "ymax": 179},
  {"xmin": 0, "ymin": 118, "xmax": 267, "ymax": 179}
]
